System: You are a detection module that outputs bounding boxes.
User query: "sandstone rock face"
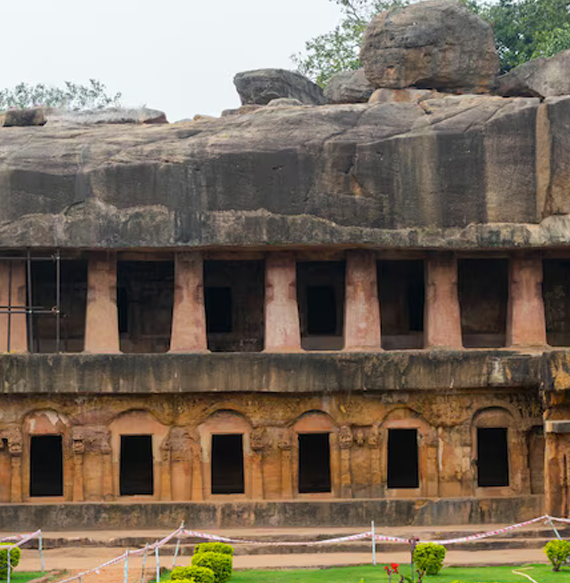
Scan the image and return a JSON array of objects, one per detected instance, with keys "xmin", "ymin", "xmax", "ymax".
[
  {"xmin": 48, "ymin": 107, "xmax": 167, "ymax": 125},
  {"xmin": 360, "ymin": 0, "xmax": 499, "ymax": 92},
  {"xmin": 325, "ymin": 69, "xmax": 374, "ymax": 103},
  {"xmin": 234, "ymin": 69, "xmax": 326, "ymax": 105},
  {"xmin": 368, "ymin": 87, "xmax": 445, "ymax": 104},
  {"xmin": 3, "ymin": 94, "xmax": 570, "ymax": 250},
  {"xmin": 498, "ymin": 49, "xmax": 570, "ymax": 98},
  {"xmin": 1, "ymin": 108, "xmax": 46, "ymax": 127}
]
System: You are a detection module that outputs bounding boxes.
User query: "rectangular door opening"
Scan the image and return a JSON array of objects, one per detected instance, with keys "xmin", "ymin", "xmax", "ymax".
[
  {"xmin": 387, "ymin": 429, "xmax": 419, "ymax": 489},
  {"xmin": 298, "ymin": 433, "xmax": 332, "ymax": 493},
  {"xmin": 477, "ymin": 427, "xmax": 509, "ymax": 487},
  {"xmin": 120, "ymin": 435, "xmax": 154, "ymax": 496},
  {"xmin": 30, "ymin": 435, "xmax": 63, "ymax": 497},
  {"xmin": 211, "ymin": 434, "xmax": 245, "ymax": 494}
]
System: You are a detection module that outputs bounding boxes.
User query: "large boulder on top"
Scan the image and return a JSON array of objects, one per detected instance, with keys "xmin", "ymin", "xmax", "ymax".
[
  {"xmin": 325, "ymin": 69, "xmax": 374, "ymax": 103},
  {"xmin": 360, "ymin": 0, "xmax": 499, "ymax": 93},
  {"xmin": 234, "ymin": 69, "xmax": 326, "ymax": 105},
  {"xmin": 498, "ymin": 49, "xmax": 570, "ymax": 98}
]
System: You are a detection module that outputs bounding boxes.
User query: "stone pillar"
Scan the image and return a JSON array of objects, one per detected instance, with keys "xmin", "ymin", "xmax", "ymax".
[
  {"xmin": 251, "ymin": 428, "xmax": 266, "ymax": 500},
  {"xmin": 264, "ymin": 254, "xmax": 301, "ymax": 352},
  {"xmin": 339, "ymin": 426, "xmax": 353, "ymax": 498},
  {"xmin": 170, "ymin": 252, "xmax": 208, "ymax": 352},
  {"xmin": 0, "ymin": 261, "xmax": 27, "ymax": 353},
  {"xmin": 507, "ymin": 254, "xmax": 546, "ymax": 348},
  {"xmin": 101, "ymin": 440, "xmax": 114, "ymax": 501},
  {"xmin": 279, "ymin": 435, "xmax": 294, "ymax": 499},
  {"xmin": 191, "ymin": 446, "xmax": 204, "ymax": 501},
  {"xmin": 84, "ymin": 254, "xmax": 120, "ymax": 354},
  {"xmin": 72, "ymin": 438, "xmax": 85, "ymax": 502},
  {"xmin": 425, "ymin": 253, "xmax": 462, "ymax": 349},
  {"xmin": 160, "ymin": 443, "xmax": 172, "ymax": 501},
  {"xmin": 368, "ymin": 424, "xmax": 382, "ymax": 498},
  {"xmin": 344, "ymin": 250, "xmax": 381, "ymax": 351},
  {"xmin": 544, "ymin": 421, "xmax": 570, "ymax": 517},
  {"xmin": 9, "ymin": 442, "xmax": 22, "ymax": 503}
]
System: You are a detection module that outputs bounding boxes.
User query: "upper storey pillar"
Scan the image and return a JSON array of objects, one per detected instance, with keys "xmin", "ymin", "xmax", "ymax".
[
  {"xmin": 0, "ymin": 260, "xmax": 27, "ymax": 353},
  {"xmin": 344, "ymin": 250, "xmax": 381, "ymax": 351},
  {"xmin": 264, "ymin": 253, "xmax": 301, "ymax": 352},
  {"xmin": 170, "ymin": 252, "xmax": 208, "ymax": 353},
  {"xmin": 84, "ymin": 253, "xmax": 120, "ymax": 354},
  {"xmin": 507, "ymin": 253, "xmax": 546, "ymax": 348},
  {"xmin": 425, "ymin": 253, "xmax": 462, "ymax": 349}
]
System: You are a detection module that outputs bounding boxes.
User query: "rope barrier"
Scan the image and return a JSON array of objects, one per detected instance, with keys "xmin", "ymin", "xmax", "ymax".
[{"xmin": 25, "ymin": 513, "xmax": 570, "ymax": 583}]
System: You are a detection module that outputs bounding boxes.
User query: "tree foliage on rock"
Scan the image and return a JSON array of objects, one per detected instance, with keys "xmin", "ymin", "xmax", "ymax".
[
  {"xmin": 294, "ymin": 0, "xmax": 570, "ymax": 85},
  {"xmin": 0, "ymin": 79, "xmax": 121, "ymax": 111}
]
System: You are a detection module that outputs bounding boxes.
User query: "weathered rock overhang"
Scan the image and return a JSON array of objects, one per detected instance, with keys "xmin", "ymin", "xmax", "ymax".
[
  {"xmin": 0, "ymin": 351, "xmax": 541, "ymax": 395},
  {"xmin": 1, "ymin": 95, "xmax": 570, "ymax": 250}
]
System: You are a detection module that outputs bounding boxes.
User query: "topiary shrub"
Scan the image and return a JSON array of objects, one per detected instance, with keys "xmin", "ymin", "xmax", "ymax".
[
  {"xmin": 413, "ymin": 542, "xmax": 446, "ymax": 576},
  {"xmin": 195, "ymin": 542, "xmax": 234, "ymax": 556},
  {"xmin": 170, "ymin": 565, "xmax": 215, "ymax": 583},
  {"xmin": 191, "ymin": 552, "xmax": 232, "ymax": 583},
  {"xmin": 544, "ymin": 539, "xmax": 570, "ymax": 571},
  {"xmin": 0, "ymin": 543, "xmax": 21, "ymax": 580}
]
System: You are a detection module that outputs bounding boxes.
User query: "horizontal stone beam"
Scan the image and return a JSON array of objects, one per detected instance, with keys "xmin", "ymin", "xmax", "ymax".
[{"xmin": 0, "ymin": 351, "xmax": 541, "ymax": 394}]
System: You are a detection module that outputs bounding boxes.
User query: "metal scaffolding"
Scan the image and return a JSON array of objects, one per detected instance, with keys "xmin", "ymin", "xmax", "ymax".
[{"xmin": 0, "ymin": 250, "xmax": 62, "ymax": 353}]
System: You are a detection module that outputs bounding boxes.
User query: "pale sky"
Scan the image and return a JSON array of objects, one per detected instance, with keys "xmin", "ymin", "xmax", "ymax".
[{"xmin": 3, "ymin": 0, "xmax": 343, "ymax": 121}]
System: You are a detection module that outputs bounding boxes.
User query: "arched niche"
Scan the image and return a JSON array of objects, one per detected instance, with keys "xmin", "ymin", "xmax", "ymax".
[
  {"xmin": 108, "ymin": 410, "xmax": 169, "ymax": 500},
  {"xmin": 472, "ymin": 406, "xmax": 525, "ymax": 495},
  {"xmin": 22, "ymin": 409, "xmax": 72, "ymax": 502},
  {"xmin": 197, "ymin": 409, "xmax": 253, "ymax": 499},
  {"xmin": 379, "ymin": 407, "xmax": 438, "ymax": 498},
  {"xmin": 290, "ymin": 410, "xmax": 339, "ymax": 498}
]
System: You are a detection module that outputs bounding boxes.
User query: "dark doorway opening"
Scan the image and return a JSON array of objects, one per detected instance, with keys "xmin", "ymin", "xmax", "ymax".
[
  {"xmin": 544, "ymin": 259, "xmax": 570, "ymax": 346},
  {"xmin": 298, "ymin": 433, "xmax": 332, "ymax": 493},
  {"xmin": 377, "ymin": 260, "xmax": 425, "ymax": 350},
  {"xmin": 120, "ymin": 435, "xmax": 154, "ymax": 496},
  {"xmin": 211, "ymin": 434, "xmax": 245, "ymax": 494},
  {"xmin": 297, "ymin": 262, "xmax": 345, "ymax": 350},
  {"xmin": 205, "ymin": 287, "xmax": 233, "ymax": 333},
  {"xmin": 30, "ymin": 435, "xmax": 63, "ymax": 497},
  {"xmin": 387, "ymin": 429, "xmax": 419, "ymax": 489},
  {"xmin": 477, "ymin": 428, "xmax": 509, "ymax": 487},
  {"xmin": 458, "ymin": 259, "xmax": 508, "ymax": 348},
  {"xmin": 204, "ymin": 261, "xmax": 265, "ymax": 352}
]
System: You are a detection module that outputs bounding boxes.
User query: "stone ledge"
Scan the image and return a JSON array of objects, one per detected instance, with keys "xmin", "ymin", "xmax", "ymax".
[
  {"xmin": 0, "ymin": 351, "xmax": 541, "ymax": 394},
  {"xmin": 0, "ymin": 496, "xmax": 544, "ymax": 530}
]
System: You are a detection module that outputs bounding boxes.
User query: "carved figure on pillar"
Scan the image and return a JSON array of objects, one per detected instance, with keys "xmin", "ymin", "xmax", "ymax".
[
  {"xmin": 72, "ymin": 433, "xmax": 85, "ymax": 502},
  {"xmin": 278, "ymin": 431, "xmax": 294, "ymax": 499},
  {"xmin": 339, "ymin": 426, "xmax": 353, "ymax": 498},
  {"xmin": 251, "ymin": 427, "xmax": 267, "ymax": 500}
]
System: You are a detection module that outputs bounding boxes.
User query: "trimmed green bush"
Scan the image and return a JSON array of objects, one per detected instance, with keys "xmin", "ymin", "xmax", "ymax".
[
  {"xmin": 195, "ymin": 542, "xmax": 234, "ymax": 556},
  {"xmin": 170, "ymin": 565, "xmax": 215, "ymax": 583},
  {"xmin": 167, "ymin": 579, "xmax": 195, "ymax": 583},
  {"xmin": 414, "ymin": 542, "xmax": 446, "ymax": 576},
  {"xmin": 191, "ymin": 552, "xmax": 232, "ymax": 583},
  {"xmin": 0, "ymin": 543, "xmax": 21, "ymax": 580},
  {"xmin": 544, "ymin": 539, "xmax": 570, "ymax": 571}
]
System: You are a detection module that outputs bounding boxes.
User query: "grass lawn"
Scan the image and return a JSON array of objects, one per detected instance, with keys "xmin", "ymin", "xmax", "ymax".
[
  {"xmin": 162, "ymin": 563, "xmax": 570, "ymax": 583},
  {"xmin": 226, "ymin": 564, "xmax": 570, "ymax": 583},
  {"xmin": 8, "ymin": 573, "xmax": 45, "ymax": 583}
]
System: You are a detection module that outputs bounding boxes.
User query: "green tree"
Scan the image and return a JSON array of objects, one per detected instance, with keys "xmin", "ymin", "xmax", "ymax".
[
  {"xmin": 0, "ymin": 79, "xmax": 121, "ymax": 111},
  {"xmin": 294, "ymin": 0, "xmax": 570, "ymax": 85}
]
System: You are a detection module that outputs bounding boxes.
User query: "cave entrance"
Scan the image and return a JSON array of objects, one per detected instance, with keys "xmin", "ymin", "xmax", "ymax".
[
  {"xmin": 458, "ymin": 259, "xmax": 508, "ymax": 347},
  {"xmin": 298, "ymin": 262, "xmax": 345, "ymax": 350},
  {"xmin": 120, "ymin": 435, "xmax": 154, "ymax": 496},
  {"xmin": 29, "ymin": 435, "xmax": 63, "ymax": 497},
  {"xmin": 211, "ymin": 434, "xmax": 245, "ymax": 494},
  {"xmin": 477, "ymin": 427, "xmax": 509, "ymax": 487},
  {"xmin": 387, "ymin": 429, "xmax": 419, "ymax": 489},
  {"xmin": 298, "ymin": 433, "xmax": 331, "ymax": 493}
]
